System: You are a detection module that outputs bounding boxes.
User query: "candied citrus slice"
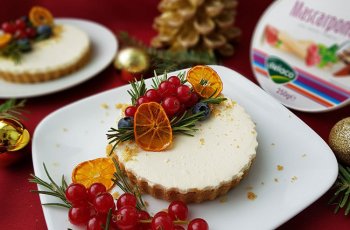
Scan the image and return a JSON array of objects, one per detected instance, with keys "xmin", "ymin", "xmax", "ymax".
[
  {"xmin": 72, "ymin": 157, "xmax": 116, "ymax": 190},
  {"xmin": 187, "ymin": 65, "xmax": 223, "ymax": 98},
  {"xmin": 0, "ymin": 33, "xmax": 12, "ymax": 48},
  {"xmin": 134, "ymin": 102, "xmax": 172, "ymax": 151},
  {"xmin": 29, "ymin": 6, "xmax": 54, "ymax": 26}
]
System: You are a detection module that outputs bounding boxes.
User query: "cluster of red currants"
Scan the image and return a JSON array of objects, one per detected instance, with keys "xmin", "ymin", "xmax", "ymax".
[
  {"xmin": 65, "ymin": 182, "xmax": 208, "ymax": 230},
  {"xmin": 1, "ymin": 17, "xmax": 37, "ymax": 39},
  {"xmin": 125, "ymin": 76, "xmax": 200, "ymax": 118}
]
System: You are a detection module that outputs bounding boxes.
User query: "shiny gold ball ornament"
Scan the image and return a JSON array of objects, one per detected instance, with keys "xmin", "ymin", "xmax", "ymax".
[
  {"xmin": 329, "ymin": 117, "xmax": 350, "ymax": 165},
  {"xmin": 0, "ymin": 118, "xmax": 30, "ymax": 153},
  {"xmin": 114, "ymin": 47, "xmax": 150, "ymax": 74}
]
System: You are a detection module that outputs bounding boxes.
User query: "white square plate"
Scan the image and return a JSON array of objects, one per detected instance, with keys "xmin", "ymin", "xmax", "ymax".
[{"xmin": 32, "ymin": 65, "xmax": 338, "ymax": 229}]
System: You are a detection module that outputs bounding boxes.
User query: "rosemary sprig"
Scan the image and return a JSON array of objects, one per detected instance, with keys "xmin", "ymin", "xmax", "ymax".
[
  {"xmin": 0, "ymin": 99, "xmax": 27, "ymax": 120},
  {"xmin": 0, "ymin": 41, "xmax": 21, "ymax": 64},
  {"xmin": 329, "ymin": 164, "xmax": 350, "ymax": 215},
  {"xmin": 111, "ymin": 157, "xmax": 147, "ymax": 210},
  {"xmin": 107, "ymin": 127, "xmax": 134, "ymax": 155},
  {"xmin": 29, "ymin": 163, "xmax": 71, "ymax": 209},
  {"xmin": 127, "ymin": 78, "xmax": 147, "ymax": 105},
  {"xmin": 171, "ymin": 111, "xmax": 204, "ymax": 136},
  {"xmin": 201, "ymin": 97, "xmax": 227, "ymax": 104},
  {"xmin": 151, "ymin": 70, "xmax": 168, "ymax": 89}
]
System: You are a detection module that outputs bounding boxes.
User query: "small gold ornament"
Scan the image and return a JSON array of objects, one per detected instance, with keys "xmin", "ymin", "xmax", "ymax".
[
  {"xmin": 114, "ymin": 47, "xmax": 150, "ymax": 74},
  {"xmin": 0, "ymin": 118, "xmax": 30, "ymax": 153},
  {"xmin": 329, "ymin": 117, "xmax": 350, "ymax": 165}
]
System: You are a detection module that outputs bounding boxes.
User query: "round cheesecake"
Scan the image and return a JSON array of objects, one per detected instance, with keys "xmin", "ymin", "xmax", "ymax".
[
  {"xmin": 109, "ymin": 98, "xmax": 258, "ymax": 203},
  {"xmin": 0, "ymin": 24, "xmax": 90, "ymax": 83}
]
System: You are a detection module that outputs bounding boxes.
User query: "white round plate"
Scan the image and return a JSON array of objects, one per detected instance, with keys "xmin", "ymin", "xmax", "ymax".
[
  {"xmin": 0, "ymin": 18, "xmax": 118, "ymax": 98},
  {"xmin": 251, "ymin": 0, "xmax": 350, "ymax": 112}
]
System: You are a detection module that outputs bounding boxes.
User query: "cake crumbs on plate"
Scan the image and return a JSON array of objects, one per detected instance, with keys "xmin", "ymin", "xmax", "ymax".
[
  {"xmin": 219, "ymin": 195, "xmax": 228, "ymax": 203},
  {"xmin": 271, "ymin": 143, "xmax": 275, "ymax": 146},
  {"xmin": 200, "ymin": 138, "xmax": 205, "ymax": 145},
  {"xmin": 112, "ymin": 191, "xmax": 120, "ymax": 199},
  {"xmin": 291, "ymin": 176, "xmax": 298, "ymax": 182},
  {"xmin": 261, "ymin": 181, "xmax": 265, "ymax": 185},
  {"xmin": 101, "ymin": 103, "xmax": 109, "ymax": 109},
  {"xmin": 115, "ymin": 103, "xmax": 129, "ymax": 112},
  {"xmin": 246, "ymin": 186, "xmax": 253, "ymax": 190},
  {"xmin": 62, "ymin": 128, "xmax": 68, "ymax": 132},
  {"xmin": 302, "ymin": 154, "xmax": 307, "ymax": 158},
  {"xmin": 247, "ymin": 191, "xmax": 257, "ymax": 200},
  {"xmin": 277, "ymin": 165, "xmax": 284, "ymax": 171},
  {"xmin": 274, "ymin": 178, "xmax": 279, "ymax": 183}
]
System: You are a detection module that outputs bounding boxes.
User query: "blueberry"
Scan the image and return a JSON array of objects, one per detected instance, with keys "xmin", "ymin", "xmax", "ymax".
[
  {"xmin": 118, "ymin": 117, "xmax": 134, "ymax": 129},
  {"xmin": 37, "ymin": 25, "xmax": 52, "ymax": 39},
  {"xmin": 192, "ymin": 102, "xmax": 211, "ymax": 121},
  {"xmin": 16, "ymin": 39, "xmax": 32, "ymax": 52}
]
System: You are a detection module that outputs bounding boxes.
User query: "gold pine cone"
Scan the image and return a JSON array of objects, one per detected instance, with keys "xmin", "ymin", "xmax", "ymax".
[{"xmin": 151, "ymin": 0, "xmax": 240, "ymax": 56}]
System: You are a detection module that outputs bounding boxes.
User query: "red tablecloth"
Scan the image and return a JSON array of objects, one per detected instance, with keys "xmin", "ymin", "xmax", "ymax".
[{"xmin": 0, "ymin": 0, "xmax": 349, "ymax": 229}]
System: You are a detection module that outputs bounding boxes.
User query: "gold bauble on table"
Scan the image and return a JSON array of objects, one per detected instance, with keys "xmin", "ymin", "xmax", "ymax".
[
  {"xmin": 114, "ymin": 47, "xmax": 150, "ymax": 74},
  {"xmin": 329, "ymin": 117, "xmax": 350, "ymax": 165},
  {"xmin": 0, "ymin": 118, "xmax": 30, "ymax": 153}
]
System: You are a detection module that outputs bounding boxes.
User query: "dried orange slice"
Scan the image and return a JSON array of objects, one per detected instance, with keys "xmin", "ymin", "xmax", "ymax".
[
  {"xmin": 134, "ymin": 102, "xmax": 172, "ymax": 151},
  {"xmin": 187, "ymin": 65, "xmax": 223, "ymax": 98},
  {"xmin": 0, "ymin": 33, "xmax": 12, "ymax": 48},
  {"xmin": 29, "ymin": 6, "xmax": 54, "ymax": 26},
  {"xmin": 72, "ymin": 157, "xmax": 116, "ymax": 190}
]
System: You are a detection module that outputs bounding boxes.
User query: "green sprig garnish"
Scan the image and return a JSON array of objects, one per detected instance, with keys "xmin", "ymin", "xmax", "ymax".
[
  {"xmin": 329, "ymin": 164, "xmax": 350, "ymax": 215},
  {"xmin": 128, "ymin": 78, "xmax": 147, "ymax": 105},
  {"xmin": 29, "ymin": 163, "xmax": 71, "ymax": 209},
  {"xmin": 111, "ymin": 157, "xmax": 147, "ymax": 210},
  {"xmin": 0, "ymin": 99, "xmax": 27, "ymax": 120}
]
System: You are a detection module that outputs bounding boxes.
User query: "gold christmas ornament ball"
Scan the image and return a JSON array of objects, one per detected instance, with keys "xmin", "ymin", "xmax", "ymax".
[
  {"xmin": 329, "ymin": 117, "xmax": 350, "ymax": 165},
  {"xmin": 114, "ymin": 47, "xmax": 150, "ymax": 74},
  {"xmin": 0, "ymin": 118, "xmax": 30, "ymax": 153}
]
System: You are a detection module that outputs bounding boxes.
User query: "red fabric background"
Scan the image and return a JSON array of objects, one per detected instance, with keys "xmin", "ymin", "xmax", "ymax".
[{"xmin": 0, "ymin": 0, "xmax": 349, "ymax": 229}]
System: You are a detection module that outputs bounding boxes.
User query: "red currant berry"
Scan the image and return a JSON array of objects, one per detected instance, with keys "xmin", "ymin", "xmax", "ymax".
[
  {"xmin": 174, "ymin": 225, "xmax": 185, "ymax": 230},
  {"xmin": 168, "ymin": 76, "xmax": 181, "ymax": 87},
  {"xmin": 14, "ymin": 29, "xmax": 28, "ymax": 39},
  {"xmin": 158, "ymin": 81, "xmax": 177, "ymax": 98},
  {"xmin": 176, "ymin": 85, "xmax": 192, "ymax": 103},
  {"xmin": 87, "ymin": 215, "xmax": 106, "ymax": 230},
  {"xmin": 1, "ymin": 22, "xmax": 16, "ymax": 34},
  {"xmin": 93, "ymin": 192, "xmax": 115, "ymax": 214},
  {"xmin": 25, "ymin": 27, "xmax": 37, "ymax": 38},
  {"xmin": 136, "ymin": 96, "xmax": 150, "ymax": 106},
  {"xmin": 68, "ymin": 205, "xmax": 91, "ymax": 225},
  {"xmin": 162, "ymin": 96, "xmax": 180, "ymax": 116},
  {"xmin": 125, "ymin": 106, "xmax": 137, "ymax": 117},
  {"xmin": 184, "ymin": 92, "xmax": 200, "ymax": 108},
  {"xmin": 15, "ymin": 19, "xmax": 26, "ymax": 30},
  {"xmin": 112, "ymin": 205, "xmax": 138, "ymax": 229},
  {"xmin": 145, "ymin": 89, "xmax": 161, "ymax": 103},
  {"xmin": 151, "ymin": 211, "xmax": 174, "ymax": 230},
  {"xmin": 188, "ymin": 218, "xmax": 209, "ymax": 230},
  {"xmin": 117, "ymin": 193, "xmax": 137, "ymax": 209},
  {"xmin": 168, "ymin": 200, "xmax": 188, "ymax": 221},
  {"xmin": 65, "ymin": 183, "xmax": 88, "ymax": 206},
  {"xmin": 137, "ymin": 210, "xmax": 151, "ymax": 230},
  {"xmin": 88, "ymin": 183, "xmax": 107, "ymax": 202}
]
